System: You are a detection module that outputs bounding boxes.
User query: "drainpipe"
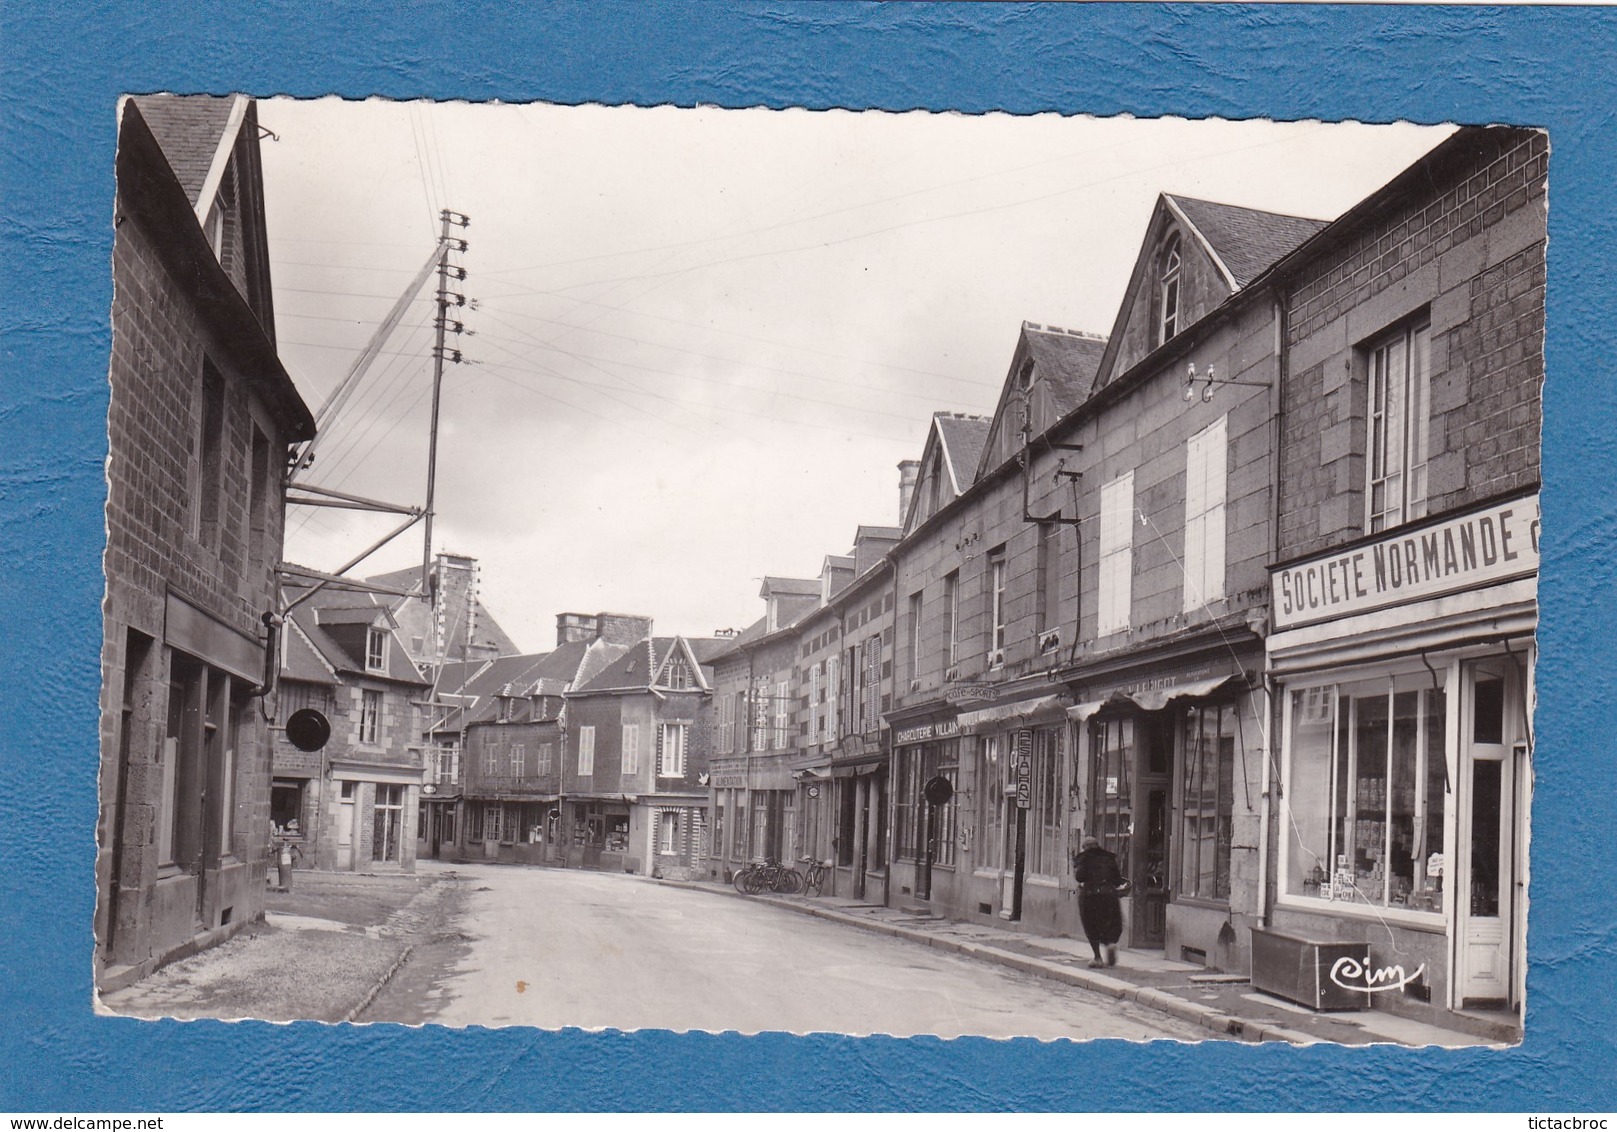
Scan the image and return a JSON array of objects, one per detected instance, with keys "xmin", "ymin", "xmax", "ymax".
[
  {"xmin": 1256, "ymin": 672, "xmax": 1276, "ymax": 930},
  {"xmin": 1255, "ymin": 292, "xmax": 1288, "ymax": 931}
]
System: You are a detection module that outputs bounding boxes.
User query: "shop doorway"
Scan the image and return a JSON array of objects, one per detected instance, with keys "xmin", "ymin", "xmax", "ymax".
[
  {"xmin": 1135, "ymin": 715, "xmax": 1174, "ymax": 949},
  {"xmin": 336, "ymin": 780, "xmax": 355, "ymax": 869},
  {"xmin": 1455, "ymin": 657, "xmax": 1527, "ymax": 1010}
]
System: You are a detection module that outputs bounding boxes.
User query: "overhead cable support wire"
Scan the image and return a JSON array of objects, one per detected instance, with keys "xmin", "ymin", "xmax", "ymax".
[
  {"xmin": 475, "ymin": 125, "xmax": 1314, "ymax": 282},
  {"xmin": 469, "ymin": 338, "xmax": 920, "ymax": 447},
  {"xmin": 480, "ymin": 123, "xmax": 1338, "ymax": 297},
  {"xmin": 474, "ymin": 278, "xmax": 991, "ymax": 390},
  {"xmin": 293, "ymin": 241, "xmax": 447, "ymax": 473},
  {"xmin": 472, "ymin": 311, "xmax": 946, "ymax": 426},
  {"xmin": 290, "ymin": 317, "xmax": 437, "ymax": 490},
  {"xmin": 472, "ymin": 299, "xmax": 995, "ymax": 412}
]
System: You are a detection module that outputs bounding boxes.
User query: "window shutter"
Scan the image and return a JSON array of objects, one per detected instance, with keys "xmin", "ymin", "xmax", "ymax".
[
  {"xmin": 826, "ymin": 654, "xmax": 839, "ymax": 739},
  {"xmin": 655, "ymin": 723, "xmax": 665, "ymax": 777},
  {"xmin": 810, "ymin": 664, "xmax": 821, "ymax": 741}
]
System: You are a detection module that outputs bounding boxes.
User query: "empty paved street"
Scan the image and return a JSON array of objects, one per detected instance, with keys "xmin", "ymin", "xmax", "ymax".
[{"xmin": 361, "ymin": 861, "xmax": 1202, "ymax": 1040}]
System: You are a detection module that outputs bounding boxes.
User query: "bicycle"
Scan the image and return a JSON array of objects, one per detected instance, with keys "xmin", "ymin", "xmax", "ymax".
[
  {"xmin": 741, "ymin": 856, "xmax": 803, "ymax": 895},
  {"xmin": 798, "ymin": 856, "xmax": 830, "ymax": 897}
]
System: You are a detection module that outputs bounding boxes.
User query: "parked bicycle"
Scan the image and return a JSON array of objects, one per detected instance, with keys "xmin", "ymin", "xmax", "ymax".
[
  {"xmin": 734, "ymin": 856, "xmax": 804, "ymax": 895},
  {"xmin": 798, "ymin": 856, "xmax": 830, "ymax": 897}
]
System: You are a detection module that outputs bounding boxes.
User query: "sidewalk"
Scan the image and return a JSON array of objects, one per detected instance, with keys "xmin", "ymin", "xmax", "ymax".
[
  {"xmin": 97, "ymin": 869, "xmax": 457, "ymax": 1023},
  {"xmin": 660, "ymin": 877, "xmax": 1510, "ymax": 1048}
]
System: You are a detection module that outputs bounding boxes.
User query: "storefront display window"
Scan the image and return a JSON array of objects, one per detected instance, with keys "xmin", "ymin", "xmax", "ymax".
[
  {"xmin": 895, "ymin": 745, "xmax": 924, "ymax": 860},
  {"xmin": 1025, "ymin": 727, "xmax": 1062, "ymax": 877},
  {"xmin": 1180, "ymin": 703, "xmax": 1236, "ymax": 900},
  {"xmin": 896, "ymin": 741, "xmax": 959, "ymax": 866},
  {"xmin": 1285, "ymin": 676, "xmax": 1446, "ymax": 914},
  {"xmin": 934, "ymin": 748, "xmax": 958, "ymax": 868},
  {"xmin": 1089, "ymin": 718, "xmax": 1134, "ymax": 864},
  {"xmin": 976, "ymin": 735, "xmax": 1007, "ymax": 871}
]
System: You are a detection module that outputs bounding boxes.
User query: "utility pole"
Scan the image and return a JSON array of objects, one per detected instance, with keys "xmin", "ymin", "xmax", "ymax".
[{"xmin": 424, "ymin": 208, "xmax": 471, "ymax": 599}]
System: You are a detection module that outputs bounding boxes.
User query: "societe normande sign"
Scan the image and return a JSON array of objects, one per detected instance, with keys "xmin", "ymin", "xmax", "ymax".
[{"xmin": 1270, "ymin": 492, "xmax": 1539, "ymax": 632}]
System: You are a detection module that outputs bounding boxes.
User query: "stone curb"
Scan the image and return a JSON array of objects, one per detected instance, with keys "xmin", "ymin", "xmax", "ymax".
[
  {"xmin": 341, "ymin": 877, "xmax": 452, "ymax": 1023},
  {"xmin": 344, "ymin": 942, "xmax": 416, "ymax": 1023},
  {"xmin": 659, "ymin": 879, "xmax": 1313, "ymax": 1045}
]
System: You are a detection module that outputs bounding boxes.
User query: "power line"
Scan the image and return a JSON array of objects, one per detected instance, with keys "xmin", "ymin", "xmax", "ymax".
[
  {"xmin": 473, "ymin": 314, "xmax": 951, "ymax": 426},
  {"xmin": 475, "ymin": 277, "xmax": 991, "ymax": 389},
  {"xmin": 479, "ymin": 123, "xmax": 1337, "ymax": 297},
  {"xmin": 470, "ymin": 299, "xmax": 997, "ymax": 410}
]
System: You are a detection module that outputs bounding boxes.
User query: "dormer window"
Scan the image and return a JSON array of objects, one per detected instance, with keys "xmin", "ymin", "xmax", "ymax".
[
  {"xmin": 1159, "ymin": 234, "xmax": 1182, "ymax": 345},
  {"xmin": 663, "ymin": 654, "xmax": 692, "ymax": 690},
  {"xmin": 365, "ymin": 627, "xmax": 387, "ymax": 672}
]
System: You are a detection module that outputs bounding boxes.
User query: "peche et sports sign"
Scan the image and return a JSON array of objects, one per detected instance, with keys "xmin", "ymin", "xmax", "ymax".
[{"xmin": 1271, "ymin": 492, "xmax": 1539, "ymax": 632}]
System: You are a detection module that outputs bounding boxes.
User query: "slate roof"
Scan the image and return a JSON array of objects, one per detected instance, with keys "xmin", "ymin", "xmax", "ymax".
[
  {"xmin": 933, "ymin": 412, "xmax": 993, "ymax": 493},
  {"xmin": 854, "ymin": 526, "xmax": 902, "ymax": 542},
  {"xmin": 282, "ymin": 620, "xmax": 337, "ymax": 685},
  {"xmin": 759, "ymin": 576, "xmax": 821, "ymax": 597},
  {"xmin": 433, "ymin": 657, "xmax": 491, "ymax": 698},
  {"xmin": 280, "ymin": 583, "xmax": 429, "ymax": 686},
  {"xmin": 706, "ymin": 616, "xmax": 771, "ymax": 663},
  {"xmin": 365, "ymin": 563, "xmax": 523, "ymax": 658},
  {"xmin": 574, "ymin": 637, "xmax": 710, "ymax": 694},
  {"xmin": 687, "ymin": 637, "xmax": 734, "ymax": 664},
  {"xmin": 130, "ymin": 94, "xmax": 239, "ymax": 207},
  {"xmin": 1166, "ymin": 195, "xmax": 1330, "ymax": 288},
  {"xmin": 1021, "ymin": 324, "xmax": 1108, "ymax": 414}
]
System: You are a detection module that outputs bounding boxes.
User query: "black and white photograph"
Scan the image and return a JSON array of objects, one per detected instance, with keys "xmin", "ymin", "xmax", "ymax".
[{"xmin": 91, "ymin": 96, "xmax": 1544, "ymax": 1048}]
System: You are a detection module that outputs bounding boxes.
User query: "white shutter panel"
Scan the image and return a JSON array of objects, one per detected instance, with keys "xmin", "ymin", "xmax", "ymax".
[
  {"xmin": 810, "ymin": 664, "xmax": 821, "ymax": 742},
  {"xmin": 1204, "ymin": 416, "xmax": 1227, "ymax": 603}
]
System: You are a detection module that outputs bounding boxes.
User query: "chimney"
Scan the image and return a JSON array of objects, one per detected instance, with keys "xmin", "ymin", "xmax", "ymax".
[
  {"xmin": 556, "ymin": 613, "xmax": 599, "ymax": 646},
  {"xmin": 898, "ymin": 459, "xmax": 921, "ymax": 526},
  {"xmin": 595, "ymin": 612, "xmax": 654, "ymax": 645}
]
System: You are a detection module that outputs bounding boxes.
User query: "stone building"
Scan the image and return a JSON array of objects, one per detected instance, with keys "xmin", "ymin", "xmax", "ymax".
[
  {"xmin": 706, "ymin": 579, "xmax": 825, "ymax": 879},
  {"xmin": 451, "ymin": 629, "xmax": 626, "ymax": 864},
  {"xmin": 790, "ymin": 523, "xmax": 903, "ymax": 901},
  {"xmin": 1260, "ymin": 125, "xmax": 1544, "ymax": 1028},
  {"xmin": 96, "ymin": 95, "xmax": 315, "ymax": 990},
  {"xmin": 271, "ymin": 582, "xmax": 431, "ymax": 872}
]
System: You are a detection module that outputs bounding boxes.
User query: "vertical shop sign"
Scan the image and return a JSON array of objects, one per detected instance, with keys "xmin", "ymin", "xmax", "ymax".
[{"xmin": 1015, "ymin": 729, "xmax": 1032, "ymax": 809}]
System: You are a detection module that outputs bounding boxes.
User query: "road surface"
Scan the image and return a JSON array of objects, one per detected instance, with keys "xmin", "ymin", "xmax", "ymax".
[{"xmin": 361, "ymin": 861, "xmax": 1202, "ymax": 1041}]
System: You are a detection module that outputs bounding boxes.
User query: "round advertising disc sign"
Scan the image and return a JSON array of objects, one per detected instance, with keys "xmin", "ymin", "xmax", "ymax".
[
  {"xmin": 284, "ymin": 707, "xmax": 332, "ymax": 752},
  {"xmin": 923, "ymin": 774, "xmax": 954, "ymax": 806}
]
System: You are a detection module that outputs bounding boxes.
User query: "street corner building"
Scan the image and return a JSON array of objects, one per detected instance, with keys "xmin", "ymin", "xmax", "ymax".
[
  {"xmin": 270, "ymin": 581, "xmax": 433, "ymax": 873},
  {"xmin": 557, "ymin": 625, "xmax": 723, "ymax": 879},
  {"xmin": 96, "ymin": 95, "xmax": 315, "ymax": 992},
  {"xmin": 712, "ymin": 124, "xmax": 1544, "ymax": 1037},
  {"xmin": 1261, "ymin": 127, "xmax": 1544, "ymax": 1016}
]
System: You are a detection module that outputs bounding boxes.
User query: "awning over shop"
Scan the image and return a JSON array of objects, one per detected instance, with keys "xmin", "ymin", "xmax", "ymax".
[
  {"xmin": 957, "ymin": 692, "xmax": 1072, "ymax": 733},
  {"xmin": 1066, "ymin": 673, "xmax": 1245, "ymax": 723}
]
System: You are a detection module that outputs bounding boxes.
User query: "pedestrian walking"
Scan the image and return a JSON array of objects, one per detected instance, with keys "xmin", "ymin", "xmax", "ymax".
[{"xmin": 1073, "ymin": 835, "xmax": 1129, "ymax": 968}]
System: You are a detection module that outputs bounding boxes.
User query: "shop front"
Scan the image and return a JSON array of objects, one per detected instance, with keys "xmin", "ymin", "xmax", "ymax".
[
  {"xmin": 889, "ymin": 716, "xmax": 960, "ymax": 910},
  {"xmin": 1065, "ymin": 645, "xmax": 1262, "ymax": 969},
  {"xmin": 955, "ymin": 692, "xmax": 1072, "ymax": 934},
  {"xmin": 707, "ymin": 754, "xmax": 796, "ymax": 879},
  {"xmin": 1266, "ymin": 493, "xmax": 1537, "ymax": 1016},
  {"xmin": 563, "ymin": 798, "xmax": 632, "ymax": 870},
  {"xmin": 820, "ymin": 739, "xmax": 888, "ymax": 902}
]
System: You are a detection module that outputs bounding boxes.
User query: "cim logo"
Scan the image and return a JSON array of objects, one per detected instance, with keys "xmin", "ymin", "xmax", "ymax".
[{"xmin": 1328, "ymin": 952, "xmax": 1427, "ymax": 994}]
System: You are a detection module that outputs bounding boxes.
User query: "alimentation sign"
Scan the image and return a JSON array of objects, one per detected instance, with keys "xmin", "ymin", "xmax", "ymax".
[{"xmin": 1271, "ymin": 492, "xmax": 1539, "ymax": 631}]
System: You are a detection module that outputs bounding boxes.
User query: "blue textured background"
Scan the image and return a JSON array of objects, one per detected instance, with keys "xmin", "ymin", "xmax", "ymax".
[{"xmin": 2, "ymin": 1, "xmax": 1613, "ymax": 1112}]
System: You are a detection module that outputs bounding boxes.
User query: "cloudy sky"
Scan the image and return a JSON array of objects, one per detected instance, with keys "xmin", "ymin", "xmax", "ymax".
[{"xmin": 259, "ymin": 100, "xmax": 1451, "ymax": 651}]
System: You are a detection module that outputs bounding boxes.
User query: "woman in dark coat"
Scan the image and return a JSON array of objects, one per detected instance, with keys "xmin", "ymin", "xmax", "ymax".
[{"xmin": 1073, "ymin": 835, "xmax": 1126, "ymax": 968}]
